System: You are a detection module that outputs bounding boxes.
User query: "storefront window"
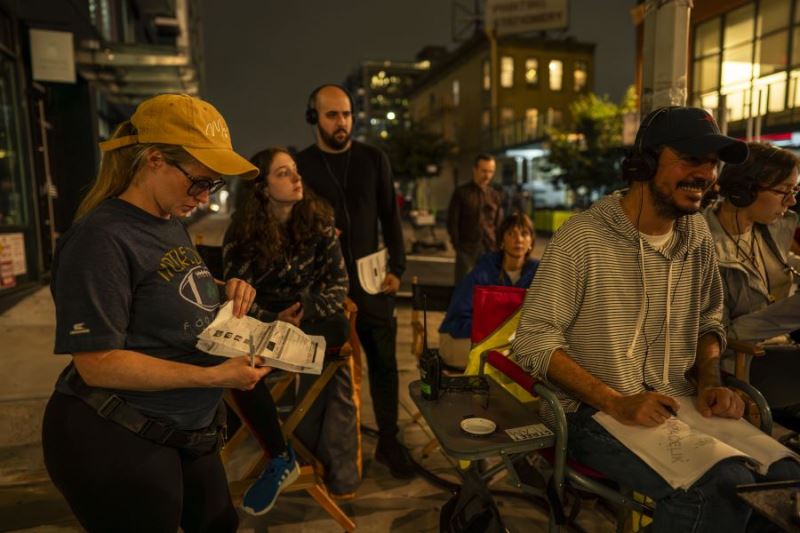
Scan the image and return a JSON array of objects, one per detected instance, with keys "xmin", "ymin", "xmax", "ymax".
[
  {"xmin": 722, "ymin": 88, "xmax": 749, "ymax": 121},
  {"xmin": 724, "ymin": 4, "xmax": 755, "ymax": 48},
  {"xmin": 694, "ymin": 55, "xmax": 720, "ymax": 93},
  {"xmin": 756, "ymin": 30, "xmax": 788, "ymax": 76},
  {"xmin": 789, "ymin": 69, "xmax": 800, "ymax": 107},
  {"xmin": 792, "ymin": 26, "xmax": 800, "ymax": 65},
  {"xmin": 758, "ymin": 0, "xmax": 790, "ymax": 35},
  {"xmin": 722, "ymin": 43, "xmax": 754, "ymax": 85},
  {"xmin": 699, "ymin": 92, "xmax": 719, "ymax": 112},
  {"xmin": 695, "ymin": 18, "xmax": 721, "ymax": 57},
  {"xmin": 0, "ymin": 54, "xmax": 25, "ymax": 228},
  {"xmin": 691, "ymin": 1, "xmax": 798, "ymax": 121}
]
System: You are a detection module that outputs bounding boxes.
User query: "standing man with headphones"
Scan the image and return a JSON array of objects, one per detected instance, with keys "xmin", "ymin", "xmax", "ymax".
[
  {"xmin": 512, "ymin": 106, "xmax": 800, "ymax": 530},
  {"xmin": 703, "ymin": 142, "xmax": 800, "ymax": 432},
  {"xmin": 295, "ymin": 84, "xmax": 413, "ymax": 479}
]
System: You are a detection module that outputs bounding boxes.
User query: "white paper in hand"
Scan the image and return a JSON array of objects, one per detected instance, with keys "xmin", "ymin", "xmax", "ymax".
[
  {"xmin": 196, "ymin": 301, "xmax": 324, "ymax": 374},
  {"xmin": 356, "ymin": 248, "xmax": 388, "ymax": 295}
]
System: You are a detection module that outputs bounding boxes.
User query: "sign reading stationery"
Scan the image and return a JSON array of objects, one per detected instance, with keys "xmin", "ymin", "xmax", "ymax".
[{"xmin": 485, "ymin": 0, "xmax": 569, "ymax": 37}]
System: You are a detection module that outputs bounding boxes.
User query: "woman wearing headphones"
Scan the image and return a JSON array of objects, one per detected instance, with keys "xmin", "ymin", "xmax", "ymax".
[
  {"xmin": 703, "ymin": 141, "xmax": 800, "ymax": 430},
  {"xmin": 223, "ymin": 147, "xmax": 359, "ymax": 509}
]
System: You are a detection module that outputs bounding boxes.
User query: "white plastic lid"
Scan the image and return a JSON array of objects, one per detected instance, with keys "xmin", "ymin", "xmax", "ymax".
[{"xmin": 460, "ymin": 417, "xmax": 497, "ymax": 436}]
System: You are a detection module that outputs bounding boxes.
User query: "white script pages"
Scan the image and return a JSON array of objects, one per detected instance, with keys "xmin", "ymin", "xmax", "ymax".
[
  {"xmin": 593, "ymin": 396, "xmax": 799, "ymax": 489},
  {"xmin": 196, "ymin": 301, "xmax": 325, "ymax": 374},
  {"xmin": 356, "ymin": 248, "xmax": 388, "ymax": 295}
]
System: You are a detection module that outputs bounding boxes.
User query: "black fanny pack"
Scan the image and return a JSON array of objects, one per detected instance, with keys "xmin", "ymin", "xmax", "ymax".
[{"xmin": 64, "ymin": 366, "xmax": 227, "ymax": 458}]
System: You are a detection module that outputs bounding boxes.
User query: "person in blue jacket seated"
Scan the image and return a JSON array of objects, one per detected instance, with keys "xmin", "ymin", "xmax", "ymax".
[{"xmin": 438, "ymin": 212, "xmax": 539, "ymax": 368}]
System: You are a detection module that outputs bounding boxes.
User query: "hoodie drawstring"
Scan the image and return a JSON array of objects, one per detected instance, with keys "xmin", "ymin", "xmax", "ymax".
[
  {"xmin": 626, "ymin": 237, "xmax": 648, "ymax": 359},
  {"xmin": 626, "ymin": 236, "xmax": 674, "ymax": 386},
  {"xmin": 663, "ymin": 261, "xmax": 673, "ymax": 385}
]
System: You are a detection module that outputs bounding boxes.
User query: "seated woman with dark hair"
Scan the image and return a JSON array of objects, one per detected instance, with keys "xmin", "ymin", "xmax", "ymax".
[
  {"xmin": 438, "ymin": 212, "xmax": 539, "ymax": 368},
  {"xmin": 223, "ymin": 147, "xmax": 358, "ymax": 513},
  {"xmin": 703, "ymin": 141, "xmax": 800, "ymax": 431}
]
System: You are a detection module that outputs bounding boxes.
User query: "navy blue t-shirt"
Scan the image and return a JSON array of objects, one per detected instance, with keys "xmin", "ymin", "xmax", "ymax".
[{"xmin": 52, "ymin": 198, "xmax": 225, "ymax": 430}]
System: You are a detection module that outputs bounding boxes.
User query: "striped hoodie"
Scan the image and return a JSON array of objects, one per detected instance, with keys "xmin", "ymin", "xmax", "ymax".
[{"xmin": 512, "ymin": 192, "xmax": 726, "ymax": 425}]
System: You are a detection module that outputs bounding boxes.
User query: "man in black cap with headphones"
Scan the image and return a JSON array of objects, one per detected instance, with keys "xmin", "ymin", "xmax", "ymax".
[
  {"xmin": 511, "ymin": 106, "xmax": 800, "ymax": 530},
  {"xmin": 295, "ymin": 84, "xmax": 413, "ymax": 480}
]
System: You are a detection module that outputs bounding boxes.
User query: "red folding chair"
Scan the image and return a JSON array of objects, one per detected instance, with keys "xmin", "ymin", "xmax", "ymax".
[{"xmin": 470, "ymin": 285, "xmax": 526, "ymax": 344}]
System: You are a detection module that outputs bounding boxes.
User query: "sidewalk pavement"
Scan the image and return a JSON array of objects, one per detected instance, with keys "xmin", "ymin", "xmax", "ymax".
[{"xmin": 0, "ymin": 215, "xmax": 603, "ymax": 533}]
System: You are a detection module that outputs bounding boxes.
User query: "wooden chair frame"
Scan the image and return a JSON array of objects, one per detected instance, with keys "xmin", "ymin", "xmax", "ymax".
[{"xmin": 222, "ymin": 298, "xmax": 361, "ymax": 532}]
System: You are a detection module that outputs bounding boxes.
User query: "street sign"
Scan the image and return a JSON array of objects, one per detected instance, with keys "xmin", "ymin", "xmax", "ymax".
[{"xmin": 485, "ymin": 0, "xmax": 569, "ymax": 37}]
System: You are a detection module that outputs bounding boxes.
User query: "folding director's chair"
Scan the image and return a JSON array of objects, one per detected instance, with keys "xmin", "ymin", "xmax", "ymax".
[
  {"xmin": 195, "ymin": 242, "xmax": 361, "ymax": 531},
  {"xmin": 478, "ymin": 347, "xmax": 774, "ymax": 531},
  {"xmin": 222, "ymin": 297, "xmax": 361, "ymax": 532}
]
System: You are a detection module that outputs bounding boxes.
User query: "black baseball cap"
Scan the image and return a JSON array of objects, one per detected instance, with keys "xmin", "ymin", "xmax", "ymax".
[{"xmin": 637, "ymin": 106, "xmax": 749, "ymax": 164}]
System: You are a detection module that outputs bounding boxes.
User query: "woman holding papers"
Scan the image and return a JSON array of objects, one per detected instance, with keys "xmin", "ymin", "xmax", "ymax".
[
  {"xmin": 223, "ymin": 147, "xmax": 358, "ymax": 509},
  {"xmin": 704, "ymin": 142, "xmax": 800, "ymax": 431},
  {"xmin": 42, "ymin": 94, "xmax": 267, "ymax": 532},
  {"xmin": 438, "ymin": 212, "xmax": 539, "ymax": 368}
]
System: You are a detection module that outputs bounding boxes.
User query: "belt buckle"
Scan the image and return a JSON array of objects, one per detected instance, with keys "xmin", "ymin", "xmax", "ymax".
[
  {"xmin": 97, "ymin": 395, "xmax": 123, "ymax": 419},
  {"xmin": 139, "ymin": 419, "xmax": 174, "ymax": 445}
]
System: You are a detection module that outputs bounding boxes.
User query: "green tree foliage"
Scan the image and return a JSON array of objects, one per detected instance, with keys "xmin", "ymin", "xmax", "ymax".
[
  {"xmin": 381, "ymin": 121, "xmax": 454, "ymax": 181},
  {"xmin": 547, "ymin": 87, "xmax": 636, "ymax": 206}
]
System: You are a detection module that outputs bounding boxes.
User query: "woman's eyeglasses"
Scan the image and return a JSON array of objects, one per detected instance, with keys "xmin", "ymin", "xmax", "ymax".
[
  {"xmin": 170, "ymin": 162, "xmax": 226, "ymax": 196},
  {"xmin": 761, "ymin": 185, "xmax": 800, "ymax": 203}
]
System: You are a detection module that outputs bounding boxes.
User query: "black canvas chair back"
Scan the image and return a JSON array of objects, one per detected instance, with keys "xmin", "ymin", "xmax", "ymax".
[{"xmin": 411, "ymin": 279, "xmax": 454, "ymax": 313}]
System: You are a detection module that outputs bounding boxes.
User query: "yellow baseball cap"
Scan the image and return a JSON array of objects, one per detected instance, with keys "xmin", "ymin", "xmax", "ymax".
[{"xmin": 98, "ymin": 93, "xmax": 259, "ymax": 179}]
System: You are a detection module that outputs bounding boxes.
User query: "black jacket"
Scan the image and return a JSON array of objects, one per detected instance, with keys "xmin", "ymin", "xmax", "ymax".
[{"xmin": 296, "ymin": 141, "xmax": 405, "ymax": 324}]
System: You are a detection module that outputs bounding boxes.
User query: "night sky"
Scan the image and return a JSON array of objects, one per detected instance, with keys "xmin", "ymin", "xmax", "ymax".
[{"xmin": 201, "ymin": 0, "xmax": 636, "ymax": 158}]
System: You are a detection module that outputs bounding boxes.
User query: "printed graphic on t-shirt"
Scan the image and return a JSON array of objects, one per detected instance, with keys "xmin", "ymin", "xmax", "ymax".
[{"xmin": 157, "ymin": 246, "xmax": 219, "ymax": 312}]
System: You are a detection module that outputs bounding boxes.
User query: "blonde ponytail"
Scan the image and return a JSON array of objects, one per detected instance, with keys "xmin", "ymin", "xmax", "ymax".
[{"xmin": 75, "ymin": 121, "xmax": 194, "ymax": 220}]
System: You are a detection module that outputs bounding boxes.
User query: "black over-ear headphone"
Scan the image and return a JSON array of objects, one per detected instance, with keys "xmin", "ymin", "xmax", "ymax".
[
  {"xmin": 722, "ymin": 146, "xmax": 779, "ymax": 208},
  {"xmin": 622, "ymin": 107, "xmax": 674, "ymax": 182},
  {"xmin": 305, "ymin": 84, "xmax": 355, "ymax": 126}
]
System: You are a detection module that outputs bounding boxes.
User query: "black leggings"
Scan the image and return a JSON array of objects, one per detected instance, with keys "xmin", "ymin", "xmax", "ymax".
[
  {"xmin": 229, "ymin": 313, "xmax": 351, "ymax": 458},
  {"xmin": 42, "ymin": 392, "xmax": 238, "ymax": 533}
]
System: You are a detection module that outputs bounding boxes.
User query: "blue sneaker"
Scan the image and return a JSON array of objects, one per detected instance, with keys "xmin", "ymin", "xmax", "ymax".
[{"xmin": 242, "ymin": 444, "xmax": 300, "ymax": 516}]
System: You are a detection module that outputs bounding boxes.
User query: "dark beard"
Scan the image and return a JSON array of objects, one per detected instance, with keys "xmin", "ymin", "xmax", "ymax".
[
  {"xmin": 648, "ymin": 178, "xmax": 701, "ymax": 219},
  {"xmin": 319, "ymin": 126, "xmax": 351, "ymax": 151}
]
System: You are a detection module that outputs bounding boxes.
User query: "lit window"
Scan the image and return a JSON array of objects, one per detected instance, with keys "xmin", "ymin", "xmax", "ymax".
[
  {"xmin": 574, "ymin": 61, "xmax": 588, "ymax": 92},
  {"xmin": 501, "ymin": 56, "xmax": 514, "ymax": 88},
  {"xmin": 452, "ymin": 79, "xmax": 460, "ymax": 106},
  {"xmin": 483, "ymin": 59, "xmax": 491, "ymax": 91},
  {"xmin": 724, "ymin": 4, "xmax": 754, "ymax": 48},
  {"xmin": 525, "ymin": 58, "xmax": 538, "ymax": 86},
  {"xmin": 500, "ymin": 108, "xmax": 514, "ymax": 144},
  {"xmin": 547, "ymin": 107, "xmax": 564, "ymax": 128},
  {"xmin": 481, "ymin": 109, "xmax": 491, "ymax": 130},
  {"xmin": 549, "ymin": 60, "xmax": 563, "ymax": 91},
  {"xmin": 757, "ymin": 0, "xmax": 789, "ymax": 36},
  {"xmin": 525, "ymin": 108, "xmax": 539, "ymax": 137},
  {"xmin": 694, "ymin": 18, "xmax": 721, "ymax": 58}
]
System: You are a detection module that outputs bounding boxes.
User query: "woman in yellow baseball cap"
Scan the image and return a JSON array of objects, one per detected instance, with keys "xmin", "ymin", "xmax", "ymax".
[{"xmin": 42, "ymin": 94, "xmax": 265, "ymax": 532}]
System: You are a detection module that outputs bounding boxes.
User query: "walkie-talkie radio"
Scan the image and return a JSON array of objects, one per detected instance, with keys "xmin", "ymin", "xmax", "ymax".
[{"xmin": 418, "ymin": 294, "xmax": 442, "ymax": 401}]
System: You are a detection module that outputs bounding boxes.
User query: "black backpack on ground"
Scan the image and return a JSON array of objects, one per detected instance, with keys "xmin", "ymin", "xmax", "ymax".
[{"xmin": 439, "ymin": 478, "xmax": 506, "ymax": 533}]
